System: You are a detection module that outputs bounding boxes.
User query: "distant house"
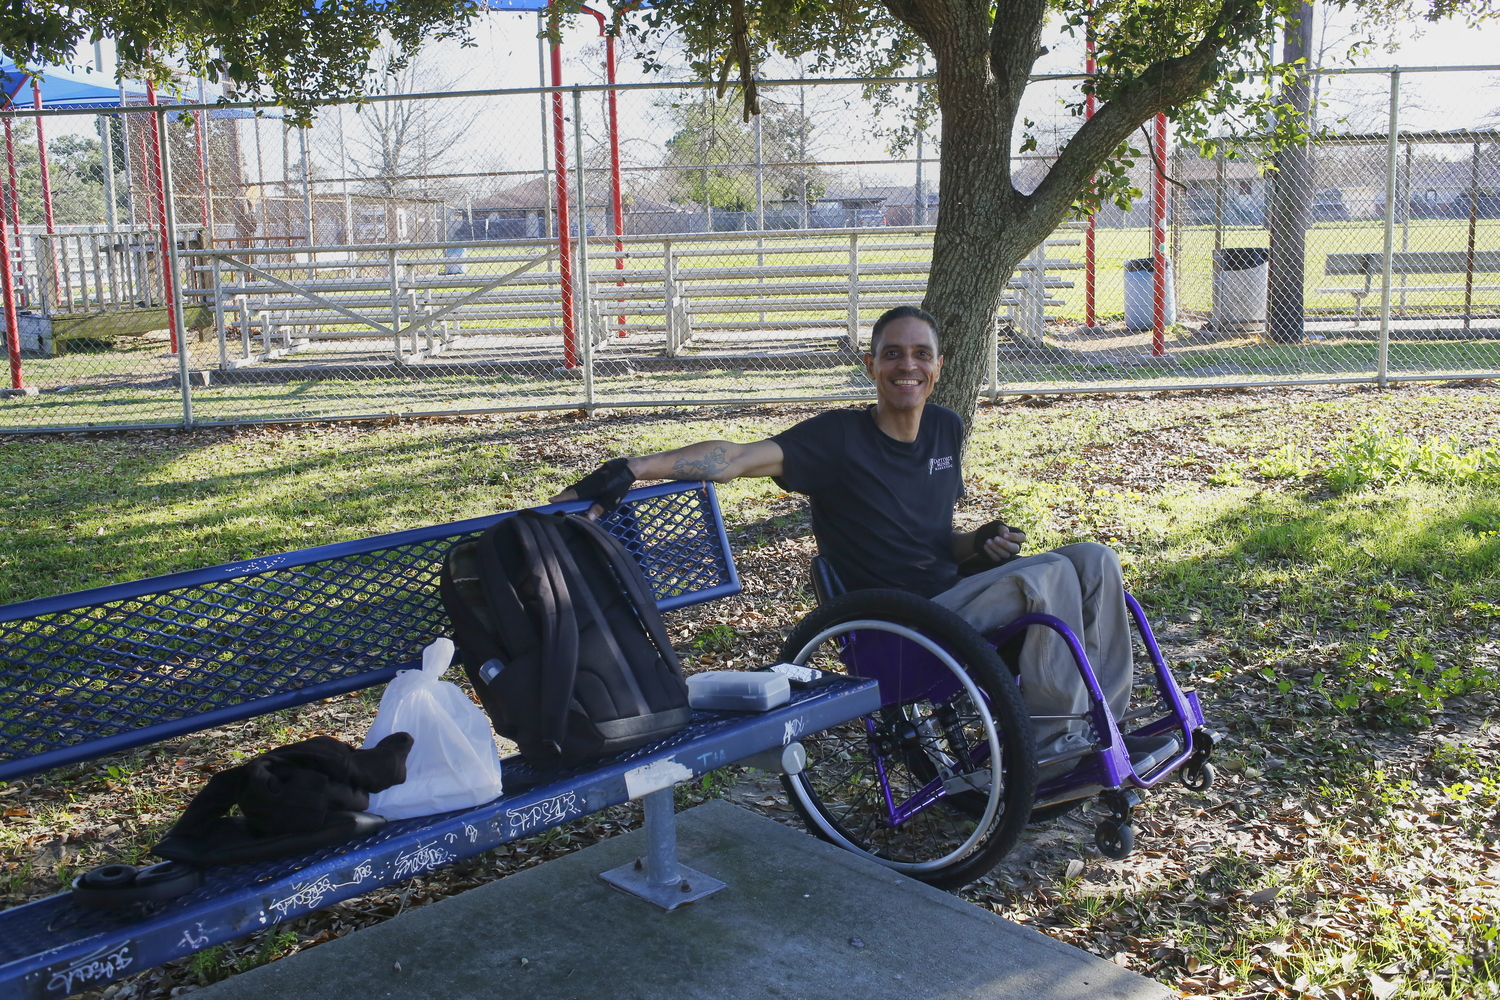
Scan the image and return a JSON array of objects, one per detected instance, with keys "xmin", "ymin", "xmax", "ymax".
[
  {"xmin": 1171, "ymin": 156, "xmax": 1268, "ymax": 226},
  {"xmin": 814, "ymin": 185, "xmax": 940, "ymax": 227},
  {"xmin": 1376, "ymin": 155, "xmax": 1500, "ymax": 219}
]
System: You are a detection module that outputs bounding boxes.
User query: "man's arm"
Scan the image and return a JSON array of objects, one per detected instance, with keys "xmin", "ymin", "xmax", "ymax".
[
  {"xmin": 628, "ymin": 439, "xmax": 783, "ymax": 483},
  {"xmin": 551, "ymin": 439, "xmax": 784, "ymax": 512}
]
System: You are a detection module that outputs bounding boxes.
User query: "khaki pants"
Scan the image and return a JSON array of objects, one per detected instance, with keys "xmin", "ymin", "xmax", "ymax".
[{"xmin": 931, "ymin": 542, "xmax": 1132, "ymax": 768}]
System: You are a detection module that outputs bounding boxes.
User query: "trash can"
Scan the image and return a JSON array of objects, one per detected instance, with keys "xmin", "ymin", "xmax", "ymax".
[
  {"xmin": 1211, "ymin": 247, "xmax": 1269, "ymax": 333},
  {"xmin": 1124, "ymin": 257, "xmax": 1176, "ymax": 331}
]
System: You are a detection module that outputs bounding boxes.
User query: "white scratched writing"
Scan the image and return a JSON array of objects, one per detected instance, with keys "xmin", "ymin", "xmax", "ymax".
[
  {"xmin": 232, "ymin": 556, "xmax": 287, "ymax": 575},
  {"xmin": 177, "ymin": 923, "xmax": 209, "ymax": 952},
  {"xmin": 392, "ymin": 842, "xmax": 453, "ymax": 880},
  {"xmin": 783, "ymin": 717, "xmax": 807, "ymax": 746},
  {"xmin": 46, "ymin": 943, "xmax": 133, "ymax": 995},
  {"xmin": 506, "ymin": 791, "xmax": 580, "ymax": 836},
  {"xmin": 267, "ymin": 863, "xmax": 373, "ymax": 919},
  {"xmin": 695, "ymin": 749, "xmax": 726, "ymax": 769}
]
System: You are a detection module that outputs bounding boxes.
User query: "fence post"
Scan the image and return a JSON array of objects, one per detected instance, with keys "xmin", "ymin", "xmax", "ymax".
[
  {"xmin": 847, "ymin": 232, "xmax": 860, "ymax": 353},
  {"xmin": 1377, "ymin": 68, "xmax": 1400, "ymax": 390},
  {"xmin": 988, "ymin": 316, "xmax": 1000, "ymax": 402},
  {"xmin": 212, "ymin": 254, "xmax": 227, "ymax": 370},
  {"xmin": 663, "ymin": 239, "xmax": 677, "ymax": 356},
  {"xmin": 157, "ymin": 107, "xmax": 195, "ymax": 428},
  {"xmin": 573, "ymin": 88, "xmax": 594, "ymax": 411},
  {"xmin": 388, "ymin": 248, "xmax": 402, "ymax": 364}
]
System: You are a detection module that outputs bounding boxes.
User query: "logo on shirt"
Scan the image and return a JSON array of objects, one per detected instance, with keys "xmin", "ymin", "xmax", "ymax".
[{"xmin": 929, "ymin": 456, "xmax": 953, "ymax": 474}]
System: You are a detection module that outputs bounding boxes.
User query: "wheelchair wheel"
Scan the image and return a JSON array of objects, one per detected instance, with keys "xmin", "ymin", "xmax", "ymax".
[{"xmin": 779, "ymin": 589, "xmax": 1037, "ymax": 889}]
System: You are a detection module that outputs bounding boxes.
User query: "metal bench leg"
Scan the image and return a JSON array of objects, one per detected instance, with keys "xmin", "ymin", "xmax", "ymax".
[{"xmin": 599, "ymin": 788, "xmax": 726, "ymax": 910}]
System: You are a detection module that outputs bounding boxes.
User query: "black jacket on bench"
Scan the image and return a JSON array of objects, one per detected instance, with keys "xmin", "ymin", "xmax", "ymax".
[{"xmin": 154, "ymin": 733, "xmax": 413, "ymax": 867}]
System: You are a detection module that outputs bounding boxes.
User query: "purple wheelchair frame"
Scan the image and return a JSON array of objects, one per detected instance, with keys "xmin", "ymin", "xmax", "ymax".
[{"xmin": 835, "ymin": 592, "xmax": 1213, "ymax": 834}]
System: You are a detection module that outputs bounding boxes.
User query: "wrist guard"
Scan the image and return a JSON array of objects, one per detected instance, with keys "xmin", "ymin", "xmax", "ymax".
[{"xmin": 564, "ymin": 457, "xmax": 636, "ymax": 514}]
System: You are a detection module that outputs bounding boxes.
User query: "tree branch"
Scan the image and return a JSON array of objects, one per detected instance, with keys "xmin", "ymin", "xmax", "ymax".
[{"xmin": 1023, "ymin": 0, "xmax": 1263, "ymax": 236}]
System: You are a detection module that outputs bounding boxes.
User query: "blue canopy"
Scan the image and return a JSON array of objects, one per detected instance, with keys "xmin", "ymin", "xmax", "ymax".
[
  {"xmin": 0, "ymin": 61, "xmax": 277, "ymax": 117},
  {"xmin": 0, "ymin": 62, "xmax": 151, "ymax": 110}
]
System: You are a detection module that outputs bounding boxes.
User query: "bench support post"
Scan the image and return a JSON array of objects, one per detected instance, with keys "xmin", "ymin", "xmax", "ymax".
[{"xmin": 599, "ymin": 787, "xmax": 727, "ymax": 910}]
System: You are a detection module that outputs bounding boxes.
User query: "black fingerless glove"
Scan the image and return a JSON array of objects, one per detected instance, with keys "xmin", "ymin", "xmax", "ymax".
[
  {"xmin": 957, "ymin": 519, "xmax": 1018, "ymax": 577},
  {"xmin": 564, "ymin": 457, "xmax": 636, "ymax": 514}
]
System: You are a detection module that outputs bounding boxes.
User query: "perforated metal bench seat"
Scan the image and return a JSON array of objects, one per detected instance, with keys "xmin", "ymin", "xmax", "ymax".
[
  {"xmin": 0, "ymin": 481, "xmax": 883, "ymax": 1000},
  {"xmin": 0, "ymin": 683, "xmax": 877, "ymax": 1000}
]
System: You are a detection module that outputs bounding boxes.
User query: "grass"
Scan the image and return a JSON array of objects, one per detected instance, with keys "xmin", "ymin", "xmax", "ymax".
[
  {"xmin": 4, "ymin": 331, "xmax": 1500, "ymax": 433},
  {"xmin": 2, "ymin": 385, "xmax": 1499, "ymax": 999}
]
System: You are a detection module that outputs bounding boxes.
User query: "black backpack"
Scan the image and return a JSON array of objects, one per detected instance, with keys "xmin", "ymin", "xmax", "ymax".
[{"xmin": 440, "ymin": 510, "xmax": 692, "ymax": 769}]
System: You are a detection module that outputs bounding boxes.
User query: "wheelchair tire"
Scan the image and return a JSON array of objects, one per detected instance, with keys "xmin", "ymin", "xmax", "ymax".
[{"xmin": 779, "ymin": 589, "xmax": 1037, "ymax": 890}]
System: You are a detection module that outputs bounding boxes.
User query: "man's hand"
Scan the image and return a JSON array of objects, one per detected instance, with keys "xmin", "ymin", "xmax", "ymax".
[
  {"xmin": 982, "ymin": 527, "xmax": 1026, "ymax": 562},
  {"xmin": 954, "ymin": 520, "xmax": 1026, "ymax": 576},
  {"xmin": 551, "ymin": 457, "xmax": 635, "ymax": 520}
]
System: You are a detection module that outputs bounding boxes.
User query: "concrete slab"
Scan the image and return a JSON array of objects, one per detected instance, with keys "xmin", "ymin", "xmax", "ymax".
[{"xmin": 198, "ymin": 800, "xmax": 1170, "ymax": 1000}]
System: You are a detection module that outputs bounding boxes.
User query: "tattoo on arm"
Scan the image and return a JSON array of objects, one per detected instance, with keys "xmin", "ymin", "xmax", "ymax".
[{"xmin": 672, "ymin": 446, "xmax": 731, "ymax": 478}]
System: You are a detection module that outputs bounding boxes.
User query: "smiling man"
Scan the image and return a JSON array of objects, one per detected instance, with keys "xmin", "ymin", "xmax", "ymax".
[{"xmin": 555, "ymin": 305, "xmax": 1150, "ymax": 771}]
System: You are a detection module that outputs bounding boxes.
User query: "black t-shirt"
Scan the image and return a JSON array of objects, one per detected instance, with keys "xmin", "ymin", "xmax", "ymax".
[{"xmin": 773, "ymin": 404, "xmax": 964, "ymax": 598}]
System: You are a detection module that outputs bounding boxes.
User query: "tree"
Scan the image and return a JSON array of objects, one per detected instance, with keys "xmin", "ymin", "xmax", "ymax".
[
  {"xmin": 343, "ymin": 51, "xmax": 480, "ymax": 201},
  {"xmin": 629, "ymin": 0, "xmax": 1493, "ymax": 430},
  {"xmin": 660, "ymin": 93, "xmax": 824, "ymax": 211},
  {"xmin": 1, "ymin": 123, "xmax": 114, "ymax": 225},
  {"xmin": 0, "ymin": 0, "xmax": 477, "ymax": 125}
]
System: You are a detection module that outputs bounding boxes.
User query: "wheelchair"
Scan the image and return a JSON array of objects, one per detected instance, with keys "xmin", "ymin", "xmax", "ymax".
[{"xmin": 777, "ymin": 556, "xmax": 1220, "ymax": 889}]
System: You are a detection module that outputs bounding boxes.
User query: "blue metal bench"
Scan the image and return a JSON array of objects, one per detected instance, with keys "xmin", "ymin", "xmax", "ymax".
[{"xmin": 0, "ymin": 481, "xmax": 880, "ymax": 1000}]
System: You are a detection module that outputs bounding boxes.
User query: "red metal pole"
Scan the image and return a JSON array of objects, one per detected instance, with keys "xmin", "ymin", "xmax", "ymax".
[
  {"xmin": 1084, "ymin": 19, "xmax": 1097, "ymax": 329},
  {"xmin": 1151, "ymin": 112, "xmax": 1168, "ymax": 357},
  {"xmin": 549, "ymin": 28, "xmax": 577, "ymax": 369},
  {"xmin": 607, "ymin": 31, "xmax": 627, "ymax": 336},
  {"xmin": 4, "ymin": 119, "xmax": 25, "ymax": 306},
  {"xmin": 32, "ymin": 82, "xmax": 55, "ymax": 236},
  {"xmin": 0, "ymin": 178, "xmax": 21, "ymax": 390},
  {"xmin": 144, "ymin": 81, "xmax": 181, "ymax": 354}
]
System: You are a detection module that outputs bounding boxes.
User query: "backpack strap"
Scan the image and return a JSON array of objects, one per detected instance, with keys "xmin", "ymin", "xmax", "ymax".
[
  {"xmin": 537, "ymin": 515, "xmax": 651, "ymax": 718},
  {"xmin": 566, "ymin": 513, "xmax": 684, "ymax": 676},
  {"xmin": 513, "ymin": 512, "xmax": 580, "ymax": 752},
  {"xmin": 474, "ymin": 519, "xmax": 540, "ymax": 661}
]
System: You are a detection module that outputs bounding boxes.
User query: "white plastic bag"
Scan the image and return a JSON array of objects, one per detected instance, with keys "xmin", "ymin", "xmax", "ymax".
[{"xmin": 362, "ymin": 638, "xmax": 504, "ymax": 819}]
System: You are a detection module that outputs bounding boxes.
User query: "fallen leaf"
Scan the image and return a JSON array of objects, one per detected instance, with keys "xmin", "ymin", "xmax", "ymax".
[
  {"xmin": 1247, "ymin": 886, "xmax": 1280, "ymax": 905},
  {"xmin": 1065, "ymin": 859, "xmax": 1084, "ymax": 880},
  {"xmin": 1369, "ymin": 973, "xmax": 1402, "ymax": 1000}
]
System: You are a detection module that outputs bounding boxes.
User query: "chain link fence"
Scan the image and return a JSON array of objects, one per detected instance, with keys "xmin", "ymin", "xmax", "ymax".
[{"xmin": 2, "ymin": 66, "xmax": 1497, "ymax": 431}]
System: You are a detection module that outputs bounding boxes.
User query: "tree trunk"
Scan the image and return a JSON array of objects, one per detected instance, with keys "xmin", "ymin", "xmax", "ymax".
[
  {"xmin": 1267, "ymin": 3, "xmax": 1314, "ymax": 344},
  {"xmin": 905, "ymin": 0, "xmax": 1046, "ymax": 431},
  {"xmin": 882, "ymin": 0, "xmax": 1266, "ymax": 436}
]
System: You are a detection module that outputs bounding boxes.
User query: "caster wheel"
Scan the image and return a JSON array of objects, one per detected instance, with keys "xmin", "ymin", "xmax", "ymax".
[
  {"xmin": 1095, "ymin": 818, "xmax": 1135, "ymax": 860},
  {"xmin": 1181, "ymin": 760, "xmax": 1216, "ymax": 792}
]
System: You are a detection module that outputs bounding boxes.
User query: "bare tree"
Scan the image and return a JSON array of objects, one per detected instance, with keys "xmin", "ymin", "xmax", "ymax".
[{"xmin": 344, "ymin": 51, "xmax": 481, "ymax": 201}]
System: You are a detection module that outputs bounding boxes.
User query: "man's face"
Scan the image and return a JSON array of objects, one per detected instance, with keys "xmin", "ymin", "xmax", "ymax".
[{"xmin": 864, "ymin": 317, "xmax": 943, "ymax": 412}]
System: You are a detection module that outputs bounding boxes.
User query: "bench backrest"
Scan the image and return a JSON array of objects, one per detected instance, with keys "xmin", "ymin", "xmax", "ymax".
[
  {"xmin": 1324, "ymin": 249, "xmax": 1500, "ymax": 276},
  {"xmin": 0, "ymin": 482, "xmax": 739, "ymax": 782}
]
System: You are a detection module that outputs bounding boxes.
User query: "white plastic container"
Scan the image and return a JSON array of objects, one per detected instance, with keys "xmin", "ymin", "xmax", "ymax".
[{"xmin": 686, "ymin": 671, "xmax": 791, "ymax": 712}]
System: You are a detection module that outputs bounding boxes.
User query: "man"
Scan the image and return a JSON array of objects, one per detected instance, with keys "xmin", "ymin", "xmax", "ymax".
[{"xmin": 555, "ymin": 305, "xmax": 1147, "ymax": 770}]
